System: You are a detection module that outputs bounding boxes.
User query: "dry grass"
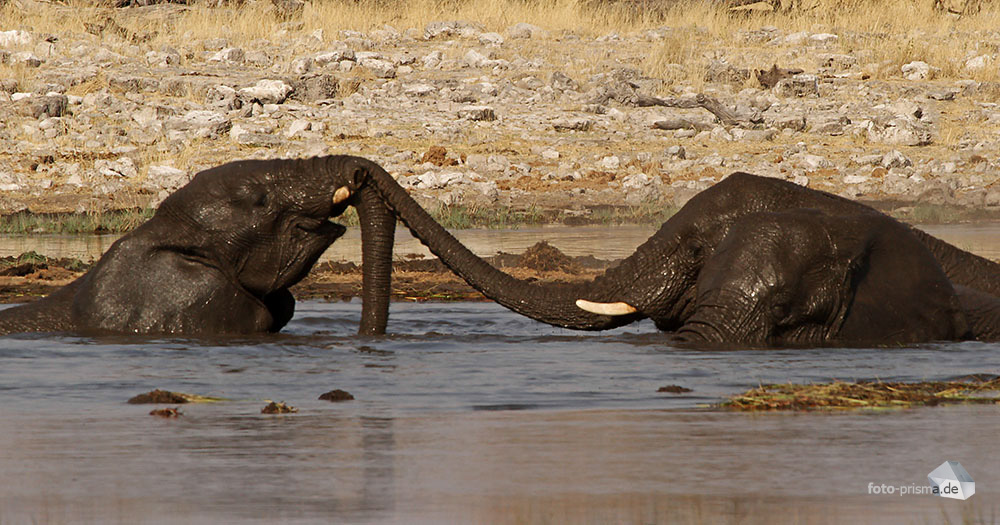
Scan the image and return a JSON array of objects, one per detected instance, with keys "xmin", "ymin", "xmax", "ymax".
[
  {"xmin": 0, "ymin": 62, "xmax": 40, "ymax": 93},
  {"xmin": 721, "ymin": 376, "xmax": 1000, "ymax": 411},
  {"xmin": 4, "ymin": 0, "xmax": 1000, "ymax": 85},
  {"xmin": 302, "ymin": 0, "xmax": 643, "ymax": 35}
]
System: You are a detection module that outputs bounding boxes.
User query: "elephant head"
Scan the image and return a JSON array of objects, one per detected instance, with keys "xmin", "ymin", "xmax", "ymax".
[
  {"xmin": 75, "ymin": 156, "xmax": 399, "ymax": 335},
  {"xmin": 674, "ymin": 210, "xmax": 968, "ymax": 346},
  {"xmin": 0, "ymin": 156, "xmax": 395, "ymax": 336}
]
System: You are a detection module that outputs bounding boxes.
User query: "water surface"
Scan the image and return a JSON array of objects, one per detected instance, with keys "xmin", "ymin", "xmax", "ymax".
[
  {"xmin": 2, "ymin": 223, "xmax": 999, "ymax": 522},
  {"xmin": 3, "ymin": 222, "xmax": 1000, "ymax": 264},
  {"xmin": 1, "ymin": 301, "xmax": 997, "ymax": 523}
]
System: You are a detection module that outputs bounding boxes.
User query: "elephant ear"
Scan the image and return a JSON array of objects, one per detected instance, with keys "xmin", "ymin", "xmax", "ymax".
[
  {"xmin": 71, "ymin": 241, "xmax": 276, "ymax": 334},
  {"xmin": 821, "ymin": 235, "xmax": 873, "ymax": 339},
  {"xmin": 830, "ymin": 214, "xmax": 967, "ymax": 344}
]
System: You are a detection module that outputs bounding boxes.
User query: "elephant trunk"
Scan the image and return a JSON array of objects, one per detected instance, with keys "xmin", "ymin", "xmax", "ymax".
[
  {"xmin": 355, "ymin": 184, "xmax": 395, "ymax": 335},
  {"xmin": 313, "ymin": 155, "xmax": 397, "ymax": 335},
  {"xmin": 358, "ymin": 158, "xmax": 637, "ymax": 330}
]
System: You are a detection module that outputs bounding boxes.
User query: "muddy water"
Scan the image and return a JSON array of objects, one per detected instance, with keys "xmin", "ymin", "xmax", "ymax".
[
  {"xmin": 2, "ymin": 224, "xmax": 1000, "ymax": 523},
  {"xmin": 3, "ymin": 223, "xmax": 1000, "ymax": 264},
  {"xmin": 0, "ymin": 225, "xmax": 659, "ymax": 263},
  {"xmin": 1, "ymin": 302, "xmax": 999, "ymax": 523}
]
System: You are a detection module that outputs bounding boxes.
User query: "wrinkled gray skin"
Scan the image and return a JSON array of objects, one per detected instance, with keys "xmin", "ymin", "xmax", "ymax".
[
  {"xmin": 0, "ymin": 156, "xmax": 396, "ymax": 336},
  {"xmin": 676, "ymin": 209, "xmax": 967, "ymax": 346},
  {"xmin": 351, "ymin": 163, "xmax": 1000, "ymax": 346}
]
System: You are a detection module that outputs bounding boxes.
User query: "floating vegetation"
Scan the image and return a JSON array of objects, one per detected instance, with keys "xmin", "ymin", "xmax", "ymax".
[
  {"xmin": 128, "ymin": 389, "xmax": 227, "ymax": 404},
  {"xmin": 261, "ymin": 401, "xmax": 298, "ymax": 414},
  {"xmin": 149, "ymin": 407, "xmax": 183, "ymax": 418},
  {"xmin": 720, "ymin": 377, "xmax": 1000, "ymax": 411},
  {"xmin": 658, "ymin": 385, "xmax": 692, "ymax": 394}
]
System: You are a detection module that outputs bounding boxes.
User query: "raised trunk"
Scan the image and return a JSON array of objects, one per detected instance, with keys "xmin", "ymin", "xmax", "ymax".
[
  {"xmin": 358, "ymin": 158, "xmax": 639, "ymax": 330},
  {"xmin": 313, "ymin": 155, "xmax": 397, "ymax": 335}
]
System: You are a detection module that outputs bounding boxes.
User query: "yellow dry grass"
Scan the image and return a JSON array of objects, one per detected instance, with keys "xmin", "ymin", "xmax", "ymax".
[
  {"xmin": 721, "ymin": 376, "xmax": 1000, "ymax": 411},
  {"xmin": 0, "ymin": 0, "xmax": 994, "ymax": 43},
  {"xmin": 3, "ymin": 0, "xmax": 999, "ymax": 86}
]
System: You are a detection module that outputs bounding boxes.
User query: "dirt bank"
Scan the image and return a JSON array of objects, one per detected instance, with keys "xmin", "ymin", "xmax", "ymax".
[{"xmin": 0, "ymin": 241, "xmax": 613, "ymax": 304}]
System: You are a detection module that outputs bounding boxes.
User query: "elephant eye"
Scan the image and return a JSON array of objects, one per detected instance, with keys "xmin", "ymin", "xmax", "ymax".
[
  {"xmin": 242, "ymin": 188, "xmax": 268, "ymax": 208},
  {"xmin": 232, "ymin": 182, "xmax": 269, "ymax": 208}
]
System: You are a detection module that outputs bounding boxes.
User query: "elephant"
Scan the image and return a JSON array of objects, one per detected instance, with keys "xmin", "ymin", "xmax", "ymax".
[
  {"xmin": 338, "ymin": 159, "xmax": 1000, "ymax": 346},
  {"xmin": 674, "ymin": 208, "xmax": 967, "ymax": 346},
  {"xmin": 0, "ymin": 156, "xmax": 397, "ymax": 336},
  {"xmin": 5, "ymin": 154, "xmax": 998, "ymax": 346}
]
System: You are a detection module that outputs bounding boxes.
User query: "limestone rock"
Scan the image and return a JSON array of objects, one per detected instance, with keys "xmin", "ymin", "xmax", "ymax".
[
  {"xmin": 146, "ymin": 165, "xmax": 188, "ymax": 189},
  {"xmin": 359, "ymin": 57, "xmax": 396, "ymax": 78},
  {"xmin": 507, "ymin": 23, "xmax": 548, "ymax": 39},
  {"xmin": 774, "ymin": 74, "xmax": 819, "ymax": 97},
  {"xmin": 16, "ymin": 94, "xmax": 68, "ymax": 119},
  {"xmin": 866, "ymin": 118, "xmax": 932, "ymax": 146},
  {"xmin": 881, "ymin": 150, "xmax": 912, "ymax": 169},
  {"xmin": 457, "ymin": 105, "xmax": 496, "ymax": 121},
  {"xmin": 315, "ymin": 48, "xmax": 355, "ymax": 66},
  {"xmin": 290, "ymin": 73, "xmax": 339, "ymax": 102},
  {"xmin": 95, "ymin": 158, "xmax": 138, "ymax": 179},
  {"xmin": 901, "ymin": 61, "xmax": 939, "ymax": 81},
  {"xmin": 166, "ymin": 110, "xmax": 231, "ymax": 139},
  {"xmin": 552, "ymin": 118, "xmax": 594, "ymax": 132},
  {"xmin": 209, "ymin": 47, "xmax": 244, "ymax": 63},
  {"xmin": 238, "ymin": 79, "xmax": 293, "ymax": 104}
]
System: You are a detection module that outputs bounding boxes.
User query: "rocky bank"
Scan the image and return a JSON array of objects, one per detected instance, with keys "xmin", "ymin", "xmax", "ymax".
[{"xmin": 3, "ymin": 3, "xmax": 1000, "ymax": 220}]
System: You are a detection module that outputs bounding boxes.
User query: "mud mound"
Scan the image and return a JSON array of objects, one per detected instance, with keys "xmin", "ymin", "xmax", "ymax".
[
  {"xmin": 0, "ymin": 252, "xmax": 91, "ymax": 276},
  {"xmin": 314, "ymin": 260, "xmax": 358, "ymax": 274},
  {"xmin": 518, "ymin": 241, "xmax": 582, "ymax": 274},
  {"xmin": 0, "ymin": 262, "xmax": 46, "ymax": 277},
  {"xmin": 319, "ymin": 389, "xmax": 354, "ymax": 402},
  {"xmin": 128, "ymin": 389, "xmax": 191, "ymax": 404},
  {"xmin": 420, "ymin": 145, "xmax": 457, "ymax": 167}
]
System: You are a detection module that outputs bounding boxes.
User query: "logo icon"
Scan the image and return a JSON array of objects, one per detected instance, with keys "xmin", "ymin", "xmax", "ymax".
[{"xmin": 928, "ymin": 461, "xmax": 975, "ymax": 500}]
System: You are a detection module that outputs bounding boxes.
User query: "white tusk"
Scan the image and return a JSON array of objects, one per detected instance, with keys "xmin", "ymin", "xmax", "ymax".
[
  {"xmin": 575, "ymin": 299, "xmax": 638, "ymax": 316},
  {"xmin": 332, "ymin": 186, "xmax": 351, "ymax": 204}
]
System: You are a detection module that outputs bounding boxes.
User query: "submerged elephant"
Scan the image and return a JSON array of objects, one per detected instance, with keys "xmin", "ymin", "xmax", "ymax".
[
  {"xmin": 337, "ymin": 160, "xmax": 1000, "ymax": 346},
  {"xmin": 0, "ymin": 156, "xmax": 397, "ymax": 336}
]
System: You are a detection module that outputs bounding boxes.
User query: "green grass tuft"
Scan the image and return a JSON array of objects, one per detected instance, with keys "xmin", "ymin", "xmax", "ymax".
[{"xmin": 0, "ymin": 209, "xmax": 156, "ymax": 235}]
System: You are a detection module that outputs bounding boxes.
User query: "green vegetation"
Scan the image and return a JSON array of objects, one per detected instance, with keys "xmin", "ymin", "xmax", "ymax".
[
  {"xmin": 0, "ymin": 203, "xmax": 679, "ymax": 236},
  {"xmin": 886, "ymin": 203, "xmax": 1000, "ymax": 224},
  {"xmin": 13, "ymin": 251, "xmax": 47, "ymax": 265},
  {"xmin": 430, "ymin": 204, "xmax": 547, "ymax": 229},
  {"xmin": 4, "ymin": 200, "xmax": 998, "ymax": 235},
  {"xmin": 720, "ymin": 377, "xmax": 1000, "ymax": 411},
  {"xmin": 0, "ymin": 209, "xmax": 155, "ymax": 235},
  {"xmin": 585, "ymin": 202, "xmax": 678, "ymax": 226},
  {"xmin": 333, "ymin": 203, "xmax": 674, "ymax": 230}
]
